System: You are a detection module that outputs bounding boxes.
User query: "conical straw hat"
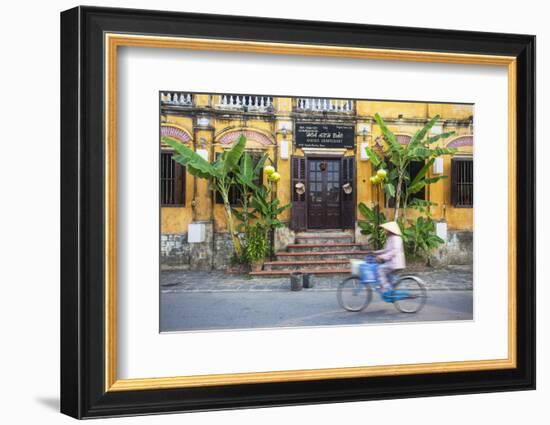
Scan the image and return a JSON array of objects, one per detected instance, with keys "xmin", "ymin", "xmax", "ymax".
[{"xmin": 380, "ymin": 221, "xmax": 402, "ymax": 236}]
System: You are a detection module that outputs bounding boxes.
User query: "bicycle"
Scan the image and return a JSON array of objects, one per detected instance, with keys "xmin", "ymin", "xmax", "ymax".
[{"xmin": 337, "ymin": 255, "xmax": 427, "ymax": 313}]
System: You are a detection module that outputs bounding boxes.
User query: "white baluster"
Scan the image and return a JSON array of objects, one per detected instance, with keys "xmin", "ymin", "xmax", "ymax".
[
  {"xmin": 229, "ymin": 96, "xmax": 234, "ymax": 106},
  {"xmin": 260, "ymin": 97, "xmax": 265, "ymax": 108},
  {"xmin": 187, "ymin": 94, "xmax": 192, "ymax": 104}
]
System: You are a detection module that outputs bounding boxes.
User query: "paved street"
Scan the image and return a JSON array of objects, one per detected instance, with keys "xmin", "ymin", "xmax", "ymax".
[
  {"xmin": 160, "ymin": 267, "xmax": 473, "ymax": 332},
  {"xmin": 161, "ymin": 289, "xmax": 473, "ymax": 332}
]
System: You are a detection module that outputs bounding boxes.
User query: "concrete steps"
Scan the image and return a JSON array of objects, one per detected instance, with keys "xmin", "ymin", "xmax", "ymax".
[
  {"xmin": 249, "ymin": 268, "xmax": 351, "ymax": 277},
  {"xmin": 287, "ymin": 243, "xmax": 364, "ymax": 253},
  {"xmin": 294, "ymin": 232, "xmax": 354, "ymax": 245},
  {"xmin": 249, "ymin": 230, "xmax": 367, "ymax": 277},
  {"xmin": 263, "ymin": 259, "xmax": 350, "ymax": 271},
  {"xmin": 275, "ymin": 250, "xmax": 370, "ymax": 262}
]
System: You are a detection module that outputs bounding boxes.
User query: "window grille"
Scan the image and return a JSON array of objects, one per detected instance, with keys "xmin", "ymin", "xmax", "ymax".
[
  {"xmin": 160, "ymin": 151, "xmax": 185, "ymax": 206},
  {"xmin": 452, "ymin": 157, "xmax": 473, "ymax": 208}
]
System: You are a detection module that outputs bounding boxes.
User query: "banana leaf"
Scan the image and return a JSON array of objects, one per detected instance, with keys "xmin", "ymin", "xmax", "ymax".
[
  {"xmin": 163, "ymin": 137, "xmax": 217, "ymax": 179},
  {"xmin": 374, "ymin": 113, "xmax": 403, "ymax": 153},
  {"xmin": 427, "ymin": 131, "xmax": 456, "ymax": 145},
  {"xmin": 409, "ymin": 115, "xmax": 440, "ymax": 147},
  {"xmin": 223, "ymin": 134, "xmax": 247, "ymax": 174}
]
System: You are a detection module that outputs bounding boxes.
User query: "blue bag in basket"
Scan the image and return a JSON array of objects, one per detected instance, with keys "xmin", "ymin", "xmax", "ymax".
[{"xmin": 359, "ymin": 257, "xmax": 378, "ymax": 282}]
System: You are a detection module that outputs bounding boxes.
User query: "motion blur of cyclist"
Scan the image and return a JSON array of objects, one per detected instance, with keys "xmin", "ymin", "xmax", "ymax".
[{"xmin": 373, "ymin": 221, "xmax": 406, "ymax": 295}]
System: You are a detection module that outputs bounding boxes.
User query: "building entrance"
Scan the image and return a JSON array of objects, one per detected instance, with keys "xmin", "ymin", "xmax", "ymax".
[{"xmin": 307, "ymin": 159, "xmax": 342, "ymax": 229}]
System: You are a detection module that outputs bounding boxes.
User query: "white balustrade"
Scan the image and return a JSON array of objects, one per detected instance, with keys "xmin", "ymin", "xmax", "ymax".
[
  {"xmin": 160, "ymin": 92, "xmax": 194, "ymax": 106},
  {"xmin": 296, "ymin": 98, "xmax": 354, "ymax": 113},
  {"xmin": 216, "ymin": 94, "xmax": 273, "ymax": 111}
]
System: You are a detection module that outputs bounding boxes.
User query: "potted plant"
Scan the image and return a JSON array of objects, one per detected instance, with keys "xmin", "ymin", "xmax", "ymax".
[{"xmin": 245, "ymin": 222, "xmax": 269, "ymax": 272}]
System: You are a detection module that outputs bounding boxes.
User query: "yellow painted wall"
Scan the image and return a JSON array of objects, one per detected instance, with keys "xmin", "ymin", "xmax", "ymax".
[{"xmin": 160, "ymin": 96, "xmax": 474, "ymax": 235}]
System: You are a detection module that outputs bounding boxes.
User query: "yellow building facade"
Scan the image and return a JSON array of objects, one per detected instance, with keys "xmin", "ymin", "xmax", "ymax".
[{"xmin": 160, "ymin": 93, "xmax": 473, "ymax": 270}]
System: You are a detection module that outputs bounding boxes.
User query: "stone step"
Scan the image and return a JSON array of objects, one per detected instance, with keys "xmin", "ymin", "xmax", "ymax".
[
  {"xmin": 275, "ymin": 250, "xmax": 370, "ymax": 262},
  {"xmin": 263, "ymin": 259, "xmax": 351, "ymax": 271},
  {"xmin": 249, "ymin": 268, "xmax": 351, "ymax": 277},
  {"xmin": 295, "ymin": 231, "xmax": 352, "ymax": 238},
  {"xmin": 287, "ymin": 243, "xmax": 365, "ymax": 253},
  {"xmin": 295, "ymin": 234, "xmax": 354, "ymax": 245}
]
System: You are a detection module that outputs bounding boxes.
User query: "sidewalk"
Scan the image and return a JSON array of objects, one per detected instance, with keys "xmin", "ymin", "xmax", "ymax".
[{"xmin": 161, "ymin": 265, "xmax": 473, "ymax": 293}]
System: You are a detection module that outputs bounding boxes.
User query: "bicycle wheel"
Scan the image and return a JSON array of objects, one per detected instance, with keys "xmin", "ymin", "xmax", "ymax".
[
  {"xmin": 392, "ymin": 275, "xmax": 427, "ymax": 313},
  {"xmin": 337, "ymin": 276, "xmax": 372, "ymax": 312}
]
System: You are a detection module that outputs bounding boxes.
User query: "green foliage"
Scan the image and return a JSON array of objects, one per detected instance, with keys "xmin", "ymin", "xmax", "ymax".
[
  {"xmin": 244, "ymin": 222, "xmax": 269, "ymax": 263},
  {"xmin": 360, "ymin": 112, "xmax": 456, "ymax": 261},
  {"xmin": 164, "ymin": 138, "xmax": 216, "ymax": 179},
  {"xmin": 163, "ymin": 135, "xmax": 248, "ymax": 256},
  {"xmin": 357, "ymin": 202, "xmax": 387, "ymax": 249},
  {"xmin": 399, "ymin": 216, "xmax": 445, "ymax": 261},
  {"xmin": 233, "ymin": 152, "xmax": 268, "ymax": 231},
  {"xmin": 250, "ymin": 185, "xmax": 290, "ymax": 230},
  {"xmin": 367, "ymin": 113, "xmax": 457, "ymax": 220}
]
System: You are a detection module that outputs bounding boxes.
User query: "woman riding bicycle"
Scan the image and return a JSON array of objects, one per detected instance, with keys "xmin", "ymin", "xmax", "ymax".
[{"xmin": 373, "ymin": 221, "xmax": 406, "ymax": 295}]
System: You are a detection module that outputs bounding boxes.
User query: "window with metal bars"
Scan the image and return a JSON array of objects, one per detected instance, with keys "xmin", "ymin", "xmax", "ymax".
[
  {"xmin": 215, "ymin": 152, "xmax": 265, "ymax": 205},
  {"xmin": 386, "ymin": 160, "xmax": 426, "ymax": 208},
  {"xmin": 160, "ymin": 151, "xmax": 185, "ymax": 206},
  {"xmin": 451, "ymin": 157, "xmax": 473, "ymax": 208}
]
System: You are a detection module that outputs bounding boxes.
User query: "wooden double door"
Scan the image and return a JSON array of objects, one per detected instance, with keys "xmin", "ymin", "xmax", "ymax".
[
  {"xmin": 291, "ymin": 156, "xmax": 355, "ymax": 230},
  {"xmin": 307, "ymin": 159, "xmax": 342, "ymax": 229}
]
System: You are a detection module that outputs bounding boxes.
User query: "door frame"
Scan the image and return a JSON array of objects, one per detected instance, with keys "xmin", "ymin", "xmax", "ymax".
[{"xmin": 304, "ymin": 154, "xmax": 344, "ymax": 230}]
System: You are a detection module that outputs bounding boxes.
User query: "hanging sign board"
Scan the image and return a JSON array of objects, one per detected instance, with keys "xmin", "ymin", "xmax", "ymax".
[{"xmin": 295, "ymin": 123, "xmax": 355, "ymax": 149}]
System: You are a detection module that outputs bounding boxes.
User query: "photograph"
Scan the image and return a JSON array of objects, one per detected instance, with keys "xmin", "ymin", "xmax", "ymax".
[{"xmin": 159, "ymin": 92, "xmax": 475, "ymax": 332}]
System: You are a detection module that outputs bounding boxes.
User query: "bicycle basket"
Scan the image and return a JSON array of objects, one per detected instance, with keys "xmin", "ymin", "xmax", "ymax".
[{"xmin": 359, "ymin": 260, "xmax": 378, "ymax": 283}]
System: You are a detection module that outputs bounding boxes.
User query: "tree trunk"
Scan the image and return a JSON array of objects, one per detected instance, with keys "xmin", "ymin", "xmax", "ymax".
[
  {"xmin": 394, "ymin": 173, "xmax": 404, "ymax": 221},
  {"xmin": 224, "ymin": 203, "xmax": 242, "ymax": 257}
]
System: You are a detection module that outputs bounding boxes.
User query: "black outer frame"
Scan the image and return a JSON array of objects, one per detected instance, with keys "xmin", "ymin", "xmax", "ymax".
[{"xmin": 60, "ymin": 6, "xmax": 536, "ymax": 419}]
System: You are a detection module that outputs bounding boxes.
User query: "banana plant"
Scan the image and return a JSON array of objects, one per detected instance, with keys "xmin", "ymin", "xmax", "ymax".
[
  {"xmin": 402, "ymin": 157, "xmax": 447, "ymax": 219},
  {"xmin": 364, "ymin": 113, "xmax": 457, "ymax": 220},
  {"xmin": 233, "ymin": 152, "xmax": 268, "ymax": 231},
  {"xmin": 357, "ymin": 202, "xmax": 387, "ymax": 249},
  {"xmin": 400, "ymin": 216, "xmax": 444, "ymax": 260},
  {"xmin": 250, "ymin": 184, "xmax": 290, "ymax": 230},
  {"xmin": 163, "ymin": 135, "xmax": 247, "ymax": 256}
]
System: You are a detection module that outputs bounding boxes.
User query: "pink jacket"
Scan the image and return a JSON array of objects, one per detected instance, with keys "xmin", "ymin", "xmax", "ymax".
[{"xmin": 375, "ymin": 234, "xmax": 406, "ymax": 270}]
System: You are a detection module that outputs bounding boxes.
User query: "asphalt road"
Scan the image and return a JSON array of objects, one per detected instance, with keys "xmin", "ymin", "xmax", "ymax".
[{"xmin": 160, "ymin": 289, "xmax": 473, "ymax": 332}]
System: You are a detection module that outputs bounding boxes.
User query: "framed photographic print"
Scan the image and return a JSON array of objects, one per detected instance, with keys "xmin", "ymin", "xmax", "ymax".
[{"xmin": 60, "ymin": 6, "xmax": 536, "ymax": 419}]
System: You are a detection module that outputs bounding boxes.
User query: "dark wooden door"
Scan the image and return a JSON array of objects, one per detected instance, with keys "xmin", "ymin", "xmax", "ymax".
[{"xmin": 307, "ymin": 159, "xmax": 341, "ymax": 229}]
